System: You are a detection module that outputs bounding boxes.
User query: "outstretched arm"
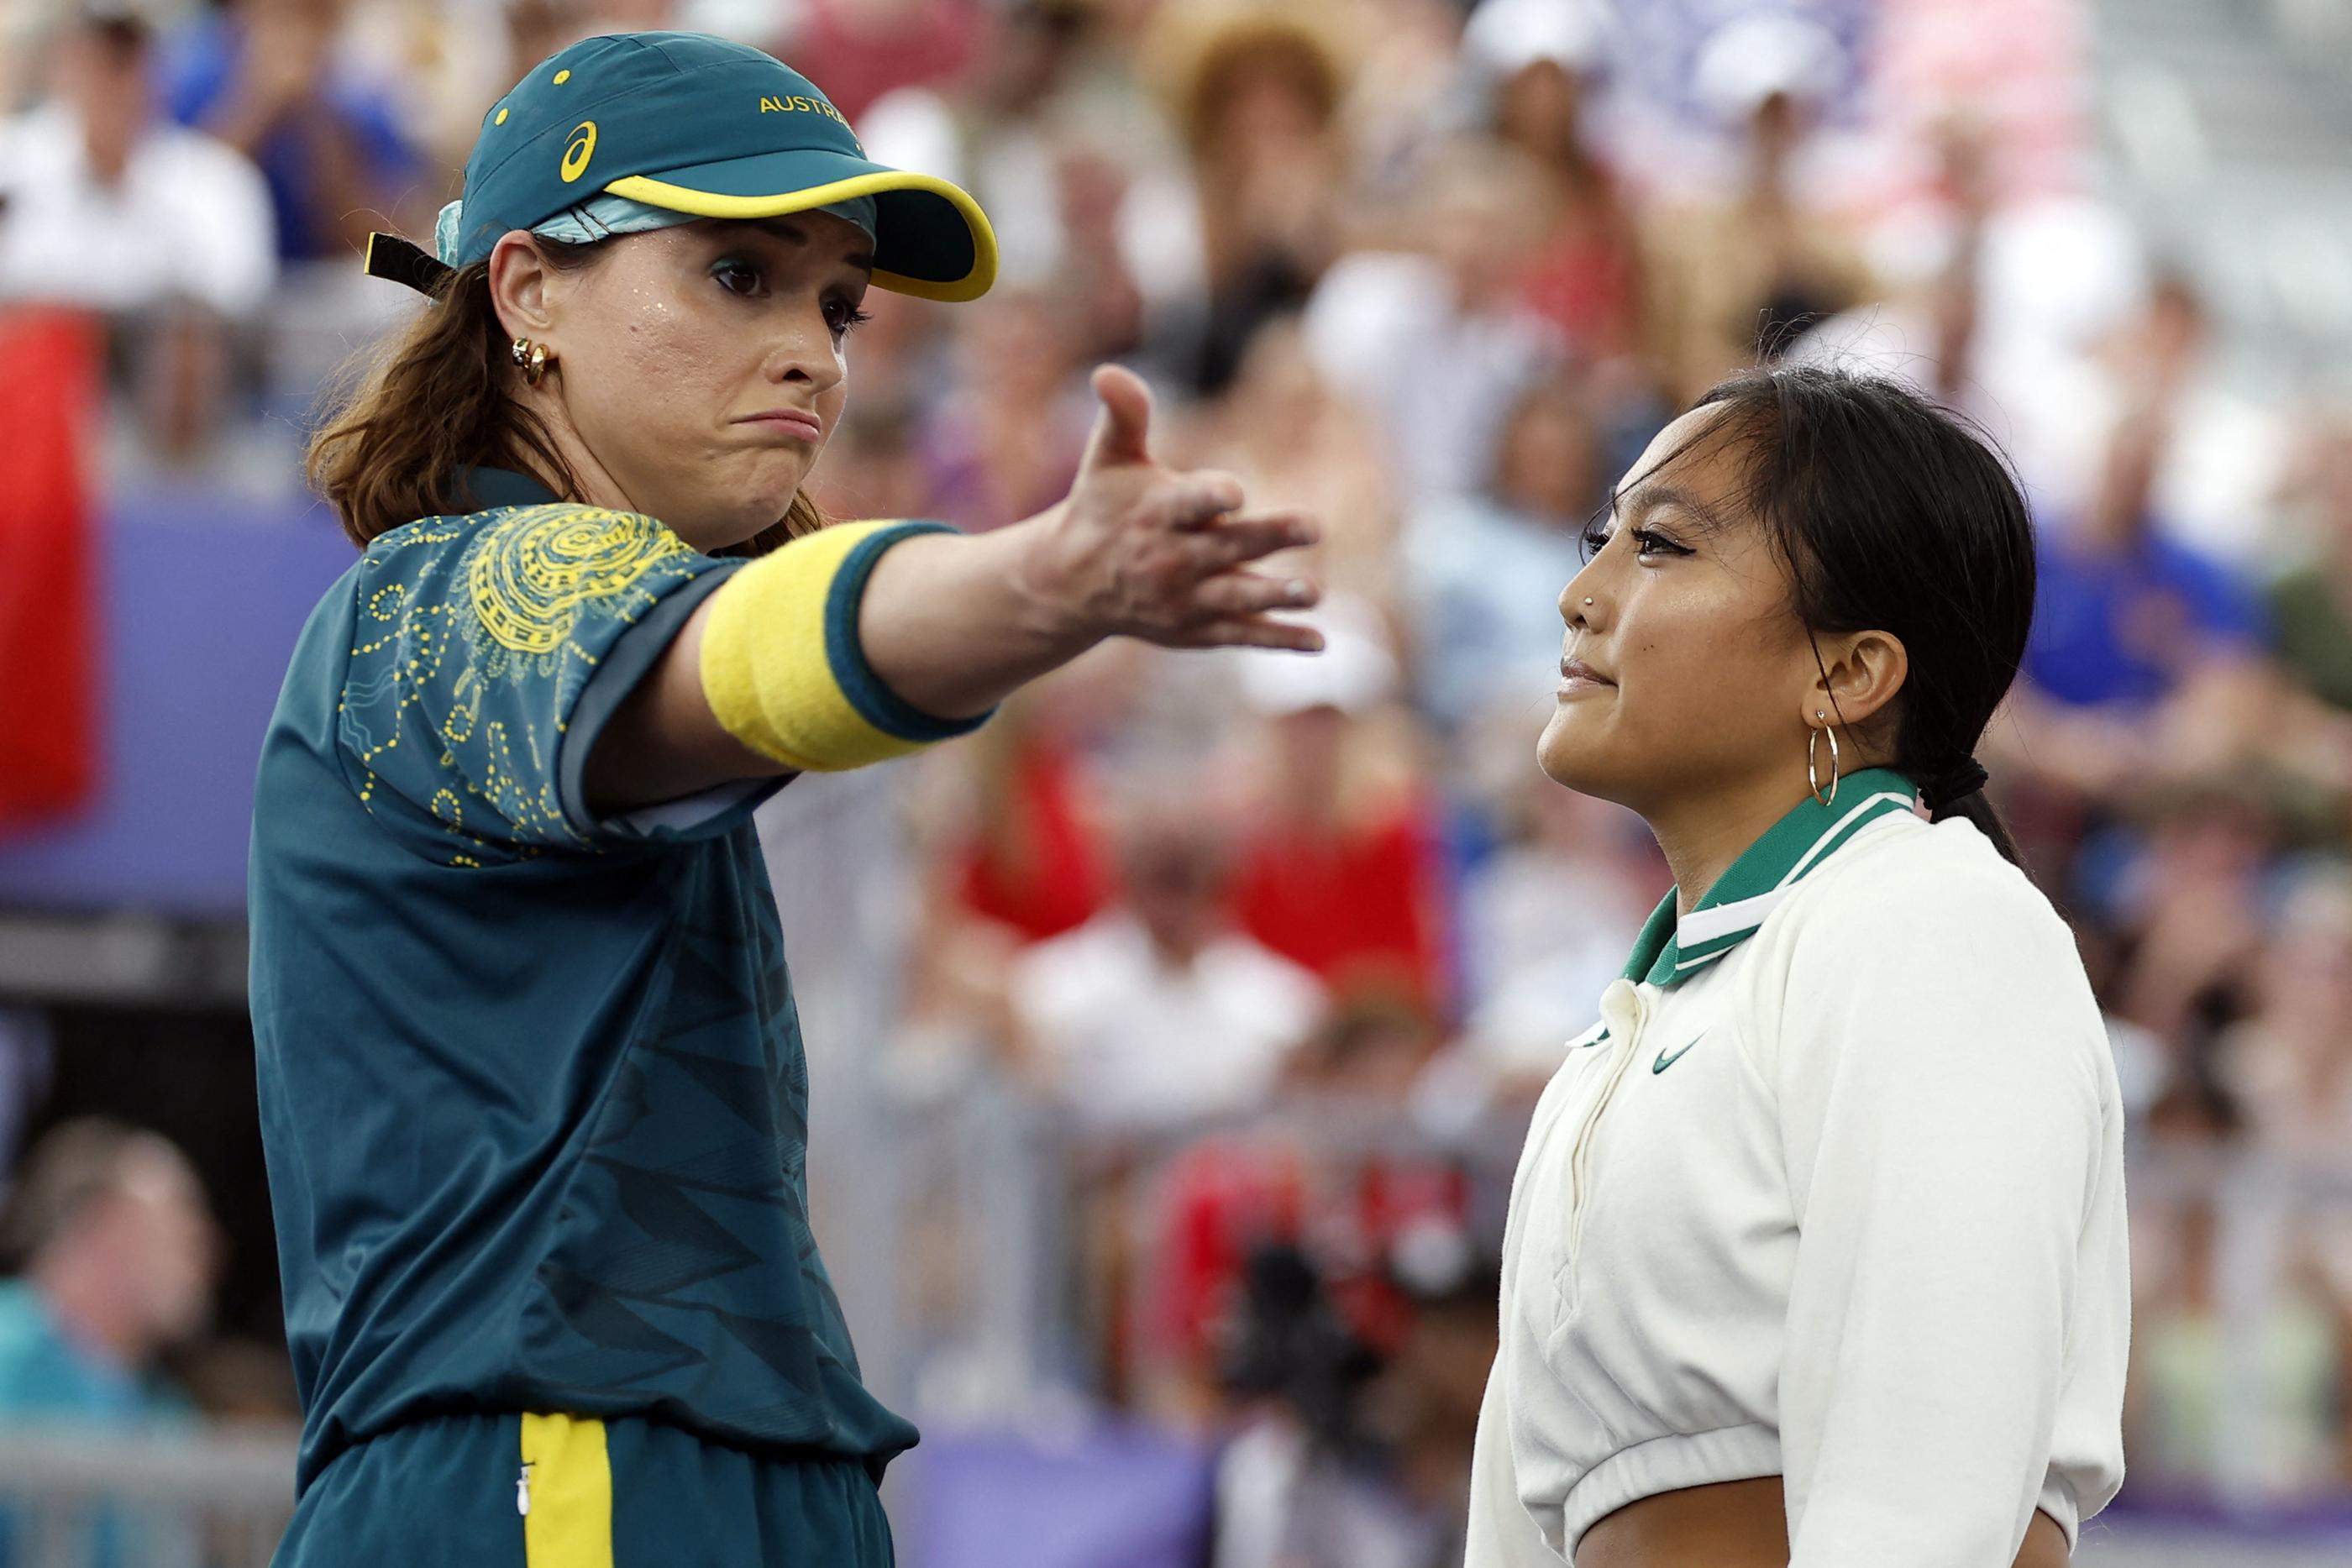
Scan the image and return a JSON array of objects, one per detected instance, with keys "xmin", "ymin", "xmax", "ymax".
[{"xmin": 584, "ymin": 364, "xmax": 1321, "ymax": 815}]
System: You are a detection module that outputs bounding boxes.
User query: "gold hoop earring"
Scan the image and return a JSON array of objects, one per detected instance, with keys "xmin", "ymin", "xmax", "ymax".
[
  {"xmin": 1808, "ymin": 711, "xmax": 1840, "ymax": 807},
  {"xmin": 512, "ymin": 336, "xmax": 552, "ymax": 385}
]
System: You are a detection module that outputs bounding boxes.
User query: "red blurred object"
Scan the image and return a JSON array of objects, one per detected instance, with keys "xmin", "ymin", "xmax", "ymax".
[
  {"xmin": 1232, "ymin": 797, "xmax": 1451, "ymax": 1014},
  {"xmin": 0, "ymin": 308, "xmax": 102, "ymax": 835},
  {"xmin": 954, "ymin": 735, "xmax": 1109, "ymax": 942},
  {"xmin": 790, "ymin": 0, "xmax": 984, "ymax": 123},
  {"xmin": 1149, "ymin": 1139, "xmax": 1471, "ymax": 1369}
]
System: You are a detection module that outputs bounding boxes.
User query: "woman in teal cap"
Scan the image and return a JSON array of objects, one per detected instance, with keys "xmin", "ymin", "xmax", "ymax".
[{"xmin": 251, "ymin": 30, "xmax": 1321, "ymax": 1566}]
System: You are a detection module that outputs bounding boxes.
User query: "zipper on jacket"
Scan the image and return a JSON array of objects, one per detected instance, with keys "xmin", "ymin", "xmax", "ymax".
[{"xmin": 1557, "ymin": 980, "xmax": 1644, "ymax": 1318}]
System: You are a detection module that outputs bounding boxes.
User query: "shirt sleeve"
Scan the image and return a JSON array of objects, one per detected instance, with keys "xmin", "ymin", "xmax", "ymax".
[
  {"xmin": 335, "ymin": 503, "xmax": 764, "ymax": 858},
  {"xmin": 1465, "ymin": 1358, "xmax": 1568, "ymax": 1568},
  {"xmin": 1770, "ymin": 863, "xmax": 2114, "ymax": 1566}
]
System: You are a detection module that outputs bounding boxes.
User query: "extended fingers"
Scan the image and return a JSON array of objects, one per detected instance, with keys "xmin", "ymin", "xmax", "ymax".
[
  {"xmin": 1189, "ymin": 569, "xmax": 1319, "ymax": 621},
  {"xmin": 1179, "ymin": 509, "xmax": 1320, "ymax": 572},
  {"xmin": 1172, "ymin": 616, "xmax": 1328, "ymax": 653},
  {"xmin": 1160, "ymin": 469, "xmax": 1248, "ymax": 531}
]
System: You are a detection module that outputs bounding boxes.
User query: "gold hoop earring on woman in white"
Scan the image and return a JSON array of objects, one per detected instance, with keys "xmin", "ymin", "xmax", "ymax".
[{"xmin": 1808, "ymin": 711, "xmax": 1840, "ymax": 807}]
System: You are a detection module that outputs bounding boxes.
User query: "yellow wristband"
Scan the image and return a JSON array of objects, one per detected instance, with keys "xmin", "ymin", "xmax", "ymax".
[{"xmin": 697, "ymin": 519, "xmax": 990, "ymax": 772}]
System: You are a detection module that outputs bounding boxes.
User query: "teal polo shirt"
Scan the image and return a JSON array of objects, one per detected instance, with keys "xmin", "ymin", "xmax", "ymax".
[
  {"xmin": 0, "ymin": 1281, "xmax": 181, "ymax": 1424},
  {"xmin": 249, "ymin": 471, "xmax": 934, "ymax": 1492}
]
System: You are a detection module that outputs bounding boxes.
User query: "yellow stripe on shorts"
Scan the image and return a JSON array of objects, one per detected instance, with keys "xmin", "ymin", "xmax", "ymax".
[{"xmin": 519, "ymin": 1412, "xmax": 613, "ymax": 1568}]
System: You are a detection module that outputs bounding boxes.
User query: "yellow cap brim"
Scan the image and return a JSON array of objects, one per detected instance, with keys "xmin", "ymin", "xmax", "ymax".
[{"xmin": 603, "ymin": 167, "xmax": 998, "ymax": 303}]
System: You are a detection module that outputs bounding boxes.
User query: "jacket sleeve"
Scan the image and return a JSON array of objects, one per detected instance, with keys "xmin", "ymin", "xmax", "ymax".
[{"xmin": 1769, "ymin": 864, "xmax": 2115, "ymax": 1565}]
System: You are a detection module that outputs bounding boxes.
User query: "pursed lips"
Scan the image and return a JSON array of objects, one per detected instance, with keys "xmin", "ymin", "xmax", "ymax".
[{"xmin": 738, "ymin": 408, "xmax": 823, "ymax": 440}]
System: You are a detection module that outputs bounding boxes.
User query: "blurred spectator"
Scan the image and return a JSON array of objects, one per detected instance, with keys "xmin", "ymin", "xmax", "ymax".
[
  {"xmin": 1460, "ymin": 0, "xmax": 1641, "ymax": 364},
  {"xmin": 1641, "ymin": 14, "xmax": 1873, "ymax": 402},
  {"xmin": 1791, "ymin": 109, "xmax": 2003, "ymax": 419},
  {"xmin": 921, "ymin": 288, "xmax": 1091, "ymax": 532},
  {"xmin": 0, "ymin": 1119, "xmax": 218, "ymax": 1426},
  {"xmin": 162, "ymin": 0, "xmax": 425, "ymax": 262},
  {"xmin": 814, "ymin": 396, "xmax": 938, "ymax": 525},
  {"xmin": 1303, "ymin": 136, "xmax": 1565, "ymax": 503},
  {"xmin": 0, "ymin": 4, "xmax": 276, "ymax": 318},
  {"xmin": 1212, "ymin": 1231, "xmax": 1493, "ymax": 1568},
  {"xmin": 785, "ymin": 0, "xmax": 985, "ymax": 123},
  {"xmin": 1401, "ymin": 368, "xmax": 1603, "ymax": 734},
  {"xmin": 2006, "ymin": 411, "xmax": 2271, "ymax": 803},
  {"xmin": 1144, "ymin": 0, "xmax": 1352, "ymax": 395},
  {"xmin": 1008, "ymin": 784, "xmax": 1326, "ymax": 1138},
  {"xmin": 2221, "ymin": 868, "xmax": 2352, "ymax": 1164},
  {"xmin": 1229, "ymin": 600, "xmax": 1452, "ymax": 1017},
  {"xmin": 1147, "ymin": 997, "xmax": 1456, "ymax": 1409},
  {"xmin": 2026, "ymin": 411, "xmax": 2265, "ymax": 709},
  {"xmin": 1454, "ymin": 779, "xmax": 1659, "ymax": 1101},
  {"xmin": 2271, "ymin": 415, "xmax": 2352, "ymax": 715},
  {"xmin": 2108, "ymin": 782, "xmax": 2275, "ymax": 1075},
  {"xmin": 860, "ymin": 0, "xmax": 1134, "ymax": 296},
  {"xmin": 1184, "ymin": 312, "xmax": 1397, "ymax": 612},
  {"xmin": 945, "ymin": 689, "xmax": 1112, "ymax": 947},
  {"xmin": 2127, "ymin": 1009, "xmax": 2351, "ymax": 1499}
]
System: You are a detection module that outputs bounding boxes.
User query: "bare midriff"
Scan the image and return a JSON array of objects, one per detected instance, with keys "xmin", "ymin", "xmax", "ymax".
[{"xmin": 1573, "ymin": 1478, "xmax": 2071, "ymax": 1568}]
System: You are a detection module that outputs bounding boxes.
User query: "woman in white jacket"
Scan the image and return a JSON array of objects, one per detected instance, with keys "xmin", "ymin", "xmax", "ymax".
[{"xmin": 1470, "ymin": 365, "xmax": 2127, "ymax": 1568}]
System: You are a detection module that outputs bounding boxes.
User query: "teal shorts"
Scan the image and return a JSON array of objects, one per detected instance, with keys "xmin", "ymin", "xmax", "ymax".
[{"xmin": 276, "ymin": 1412, "xmax": 894, "ymax": 1567}]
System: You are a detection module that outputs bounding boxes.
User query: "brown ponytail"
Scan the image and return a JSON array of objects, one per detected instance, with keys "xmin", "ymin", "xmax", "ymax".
[{"xmin": 307, "ymin": 250, "xmax": 827, "ymax": 554}]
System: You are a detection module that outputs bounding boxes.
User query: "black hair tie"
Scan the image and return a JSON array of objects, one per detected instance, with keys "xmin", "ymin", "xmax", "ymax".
[{"xmin": 1918, "ymin": 758, "xmax": 1991, "ymax": 811}]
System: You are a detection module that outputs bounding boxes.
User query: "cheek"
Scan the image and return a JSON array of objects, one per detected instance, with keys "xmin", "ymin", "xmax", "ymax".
[
  {"xmin": 1620, "ymin": 586, "xmax": 1793, "ymax": 731},
  {"xmin": 1541, "ymin": 575, "xmax": 1794, "ymax": 784},
  {"xmin": 602, "ymin": 295, "xmax": 738, "ymax": 410}
]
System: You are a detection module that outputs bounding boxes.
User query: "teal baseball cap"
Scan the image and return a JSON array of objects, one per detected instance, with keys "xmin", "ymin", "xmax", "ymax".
[{"xmin": 365, "ymin": 31, "xmax": 996, "ymax": 302}]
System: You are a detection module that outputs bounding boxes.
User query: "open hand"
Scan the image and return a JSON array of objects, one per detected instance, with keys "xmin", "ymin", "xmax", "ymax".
[{"xmin": 1014, "ymin": 364, "xmax": 1325, "ymax": 653}]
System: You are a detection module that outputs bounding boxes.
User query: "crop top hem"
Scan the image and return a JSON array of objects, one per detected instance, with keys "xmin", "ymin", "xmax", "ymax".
[
  {"xmin": 1557, "ymin": 1422, "xmax": 1782, "ymax": 1555},
  {"xmin": 1553, "ymin": 1426, "xmax": 2087, "ymax": 1558}
]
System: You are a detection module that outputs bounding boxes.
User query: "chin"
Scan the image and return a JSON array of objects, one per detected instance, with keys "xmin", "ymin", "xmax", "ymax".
[
  {"xmin": 733, "ymin": 452, "xmax": 811, "ymax": 515},
  {"xmin": 1536, "ymin": 704, "xmax": 1612, "ymax": 794}
]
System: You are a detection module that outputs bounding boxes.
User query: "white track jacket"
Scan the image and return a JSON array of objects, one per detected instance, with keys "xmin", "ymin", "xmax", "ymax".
[{"xmin": 1468, "ymin": 772, "xmax": 2129, "ymax": 1566}]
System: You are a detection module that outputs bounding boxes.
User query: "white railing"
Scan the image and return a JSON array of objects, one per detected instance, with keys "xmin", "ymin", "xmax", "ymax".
[{"xmin": 0, "ymin": 1427, "xmax": 294, "ymax": 1568}]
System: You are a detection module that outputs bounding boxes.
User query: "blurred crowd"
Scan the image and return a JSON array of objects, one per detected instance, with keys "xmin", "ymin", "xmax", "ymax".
[{"xmin": 6, "ymin": 0, "xmax": 2352, "ymax": 1560}]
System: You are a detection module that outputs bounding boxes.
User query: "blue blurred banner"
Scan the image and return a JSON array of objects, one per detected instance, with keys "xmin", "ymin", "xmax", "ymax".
[{"xmin": 0, "ymin": 490, "xmax": 352, "ymax": 916}]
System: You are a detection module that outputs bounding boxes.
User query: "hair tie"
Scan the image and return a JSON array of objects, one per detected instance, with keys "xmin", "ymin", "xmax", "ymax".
[{"xmin": 1918, "ymin": 758, "xmax": 1990, "ymax": 811}]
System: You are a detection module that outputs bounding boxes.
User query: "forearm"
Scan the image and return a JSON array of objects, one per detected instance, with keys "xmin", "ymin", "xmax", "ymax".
[
  {"xmin": 584, "ymin": 520, "xmax": 1015, "ymax": 815},
  {"xmin": 854, "ymin": 513, "xmax": 1095, "ymax": 719},
  {"xmin": 586, "ymin": 362, "xmax": 1318, "ymax": 815}
]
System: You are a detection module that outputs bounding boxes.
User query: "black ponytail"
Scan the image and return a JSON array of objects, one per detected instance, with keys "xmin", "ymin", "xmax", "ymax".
[{"xmin": 1691, "ymin": 365, "xmax": 2037, "ymax": 868}]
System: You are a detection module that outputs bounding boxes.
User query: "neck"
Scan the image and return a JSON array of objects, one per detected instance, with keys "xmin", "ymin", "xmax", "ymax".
[
  {"xmin": 29, "ymin": 1253, "xmax": 145, "ymax": 1369},
  {"xmin": 1144, "ymin": 925, "xmax": 1205, "ymax": 969},
  {"xmin": 1642, "ymin": 764, "xmax": 1814, "ymax": 917},
  {"xmin": 519, "ymin": 387, "xmax": 638, "ymax": 516}
]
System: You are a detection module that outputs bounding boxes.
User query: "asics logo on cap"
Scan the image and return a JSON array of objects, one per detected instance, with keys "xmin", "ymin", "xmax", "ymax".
[{"xmin": 560, "ymin": 121, "xmax": 596, "ymax": 182}]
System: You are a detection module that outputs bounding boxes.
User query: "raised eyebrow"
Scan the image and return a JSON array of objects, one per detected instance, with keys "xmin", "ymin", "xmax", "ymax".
[{"xmin": 732, "ymin": 217, "xmax": 875, "ymax": 274}]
